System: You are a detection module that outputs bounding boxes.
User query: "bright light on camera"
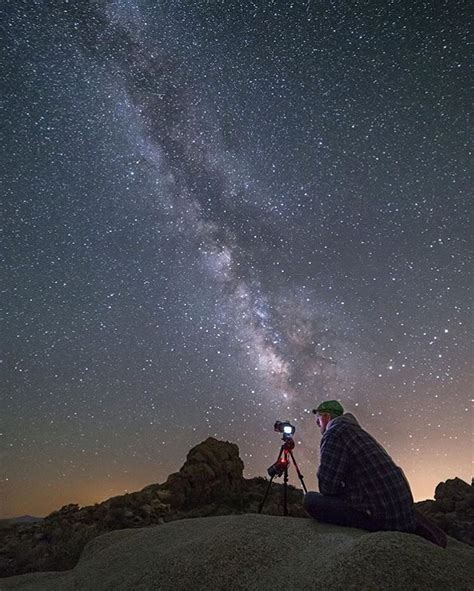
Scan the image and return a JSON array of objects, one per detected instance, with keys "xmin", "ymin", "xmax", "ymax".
[{"xmin": 274, "ymin": 420, "xmax": 296, "ymax": 438}]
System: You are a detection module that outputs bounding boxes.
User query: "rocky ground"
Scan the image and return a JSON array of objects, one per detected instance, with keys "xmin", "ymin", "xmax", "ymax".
[
  {"xmin": 0, "ymin": 437, "xmax": 472, "ymax": 579},
  {"xmin": 2, "ymin": 514, "xmax": 473, "ymax": 591}
]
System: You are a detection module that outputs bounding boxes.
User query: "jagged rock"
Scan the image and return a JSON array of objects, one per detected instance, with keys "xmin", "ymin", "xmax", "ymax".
[
  {"xmin": 435, "ymin": 477, "xmax": 472, "ymax": 512},
  {"xmin": 163, "ymin": 437, "xmax": 244, "ymax": 510},
  {"xmin": 416, "ymin": 477, "xmax": 474, "ymax": 546}
]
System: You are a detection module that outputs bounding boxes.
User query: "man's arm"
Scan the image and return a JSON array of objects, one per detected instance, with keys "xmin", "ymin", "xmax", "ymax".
[{"xmin": 317, "ymin": 429, "xmax": 349, "ymax": 495}]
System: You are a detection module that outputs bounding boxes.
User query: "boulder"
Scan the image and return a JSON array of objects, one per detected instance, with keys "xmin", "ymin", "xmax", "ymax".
[
  {"xmin": 434, "ymin": 477, "xmax": 472, "ymax": 512},
  {"xmin": 416, "ymin": 477, "xmax": 474, "ymax": 546},
  {"xmin": 1, "ymin": 514, "xmax": 473, "ymax": 591},
  {"xmin": 164, "ymin": 437, "xmax": 244, "ymax": 510}
]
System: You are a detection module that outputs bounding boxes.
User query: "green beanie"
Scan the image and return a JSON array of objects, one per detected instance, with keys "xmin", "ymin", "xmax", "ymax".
[{"xmin": 312, "ymin": 400, "xmax": 344, "ymax": 416}]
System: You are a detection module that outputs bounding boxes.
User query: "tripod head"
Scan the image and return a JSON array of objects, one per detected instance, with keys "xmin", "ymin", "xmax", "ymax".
[{"xmin": 279, "ymin": 436, "xmax": 295, "ymax": 451}]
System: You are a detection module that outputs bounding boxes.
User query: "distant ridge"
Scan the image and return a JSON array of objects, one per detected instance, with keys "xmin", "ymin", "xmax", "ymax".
[{"xmin": 0, "ymin": 516, "xmax": 43, "ymax": 526}]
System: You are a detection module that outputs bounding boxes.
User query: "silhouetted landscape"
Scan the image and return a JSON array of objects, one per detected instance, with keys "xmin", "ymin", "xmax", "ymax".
[{"xmin": 1, "ymin": 438, "xmax": 472, "ymax": 580}]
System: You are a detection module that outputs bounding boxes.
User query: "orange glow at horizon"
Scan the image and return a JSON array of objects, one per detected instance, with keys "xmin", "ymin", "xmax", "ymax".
[{"xmin": 3, "ymin": 460, "xmax": 471, "ymax": 519}]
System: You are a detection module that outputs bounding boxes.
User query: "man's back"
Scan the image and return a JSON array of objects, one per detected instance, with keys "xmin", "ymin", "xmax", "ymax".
[{"xmin": 318, "ymin": 413, "xmax": 416, "ymax": 532}]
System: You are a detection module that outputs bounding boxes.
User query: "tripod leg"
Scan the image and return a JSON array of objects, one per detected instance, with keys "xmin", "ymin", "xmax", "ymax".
[
  {"xmin": 258, "ymin": 445, "xmax": 284, "ymax": 514},
  {"xmin": 258, "ymin": 474, "xmax": 275, "ymax": 514},
  {"xmin": 289, "ymin": 451, "xmax": 308, "ymax": 494},
  {"xmin": 283, "ymin": 466, "xmax": 288, "ymax": 516}
]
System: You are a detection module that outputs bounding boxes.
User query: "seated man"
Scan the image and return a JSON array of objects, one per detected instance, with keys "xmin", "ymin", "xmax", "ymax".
[{"xmin": 304, "ymin": 400, "xmax": 446, "ymax": 547}]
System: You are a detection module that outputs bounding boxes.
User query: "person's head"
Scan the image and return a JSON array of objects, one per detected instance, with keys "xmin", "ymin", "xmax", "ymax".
[{"xmin": 312, "ymin": 400, "xmax": 344, "ymax": 434}]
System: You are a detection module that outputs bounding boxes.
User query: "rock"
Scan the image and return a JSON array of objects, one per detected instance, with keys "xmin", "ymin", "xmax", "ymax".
[
  {"xmin": 416, "ymin": 477, "xmax": 474, "ymax": 546},
  {"xmin": 46, "ymin": 504, "xmax": 80, "ymax": 520},
  {"xmin": 1, "ymin": 514, "xmax": 473, "ymax": 591},
  {"xmin": 163, "ymin": 437, "xmax": 244, "ymax": 510},
  {"xmin": 435, "ymin": 477, "xmax": 471, "ymax": 499}
]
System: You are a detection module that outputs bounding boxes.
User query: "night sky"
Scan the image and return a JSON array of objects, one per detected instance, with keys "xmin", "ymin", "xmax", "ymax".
[{"xmin": 1, "ymin": 1, "xmax": 471, "ymax": 518}]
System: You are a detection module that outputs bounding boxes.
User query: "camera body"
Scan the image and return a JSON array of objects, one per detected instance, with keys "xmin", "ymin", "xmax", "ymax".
[
  {"xmin": 274, "ymin": 420, "xmax": 295, "ymax": 440},
  {"xmin": 266, "ymin": 420, "xmax": 296, "ymax": 478}
]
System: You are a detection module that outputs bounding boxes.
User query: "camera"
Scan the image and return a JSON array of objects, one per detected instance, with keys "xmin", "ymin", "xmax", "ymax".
[
  {"xmin": 274, "ymin": 420, "xmax": 295, "ymax": 439},
  {"xmin": 266, "ymin": 421, "xmax": 296, "ymax": 478}
]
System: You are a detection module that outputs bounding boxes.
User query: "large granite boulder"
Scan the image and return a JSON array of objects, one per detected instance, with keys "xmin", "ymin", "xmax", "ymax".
[
  {"xmin": 416, "ymin": 477, "xmax": 474, "ymax": 546},
  {"xmin": 2, "ymin": 514, "xmax": 473, "ymax": 591}
]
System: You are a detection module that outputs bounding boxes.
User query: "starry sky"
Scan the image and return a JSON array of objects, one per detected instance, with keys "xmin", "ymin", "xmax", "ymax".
[{"xmin": 1, "ymin": 0, "xmax": 472, "ymax": 518}]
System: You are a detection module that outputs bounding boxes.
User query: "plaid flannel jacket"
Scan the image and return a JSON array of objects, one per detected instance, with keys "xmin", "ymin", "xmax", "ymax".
[{"xmin": 317, "ymin": 414, "xmax": 416, "ymax": 532}]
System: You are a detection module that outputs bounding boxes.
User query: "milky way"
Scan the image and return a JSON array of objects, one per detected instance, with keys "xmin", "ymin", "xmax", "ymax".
[{"xmin": 1, "ymin": 1, "xmax": 471, "ymax": 517}]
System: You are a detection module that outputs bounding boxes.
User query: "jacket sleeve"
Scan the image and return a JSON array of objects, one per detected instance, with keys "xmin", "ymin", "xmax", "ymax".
[{"xmin": 317, "ymin": 429, "xmax": 349, "ymax": 495}]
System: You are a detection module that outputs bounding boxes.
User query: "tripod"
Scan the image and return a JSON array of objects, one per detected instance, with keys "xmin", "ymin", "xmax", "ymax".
[{"xmin": 258, "ymin": 436, "xmax": 308, "ymax": 516}]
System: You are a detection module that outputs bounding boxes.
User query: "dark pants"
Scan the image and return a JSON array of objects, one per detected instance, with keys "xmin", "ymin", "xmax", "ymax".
[
  {"xmin": 303, "ymin": 492, "xmax": 447, "ymax": 548},
  {"xmin": 303, "ymin": 492, "xmax": 381, "ymax": 531}
]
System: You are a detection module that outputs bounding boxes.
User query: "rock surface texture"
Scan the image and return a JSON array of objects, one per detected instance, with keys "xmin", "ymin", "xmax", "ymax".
[{"xmin": 2, "ymin": 514, "xmax": 473, "ymax": 591}]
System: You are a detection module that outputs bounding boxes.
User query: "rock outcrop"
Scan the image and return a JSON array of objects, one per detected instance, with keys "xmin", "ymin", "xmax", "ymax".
[
  {"xmin": 415, "ymin": 477, "xmax": 474, "ymax": 546},
  {"xmin": 0, "ymin": 438, "xmax": 303, "ymax": 578},
  {"xmin": 2, "ymin": 514, "xmax": 473, "ymax": 591}
]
